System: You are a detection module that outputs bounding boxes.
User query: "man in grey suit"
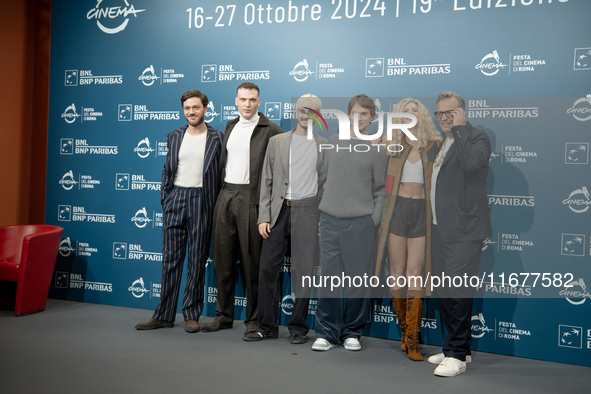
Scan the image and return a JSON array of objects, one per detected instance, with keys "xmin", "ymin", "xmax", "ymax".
[
  {"xmin": 428, "ymin": 91, "xmax": 492, "ymax": 377},
  {"xmin": 244, "ymin": 94, "xmax": 326, "ymax": 344}
]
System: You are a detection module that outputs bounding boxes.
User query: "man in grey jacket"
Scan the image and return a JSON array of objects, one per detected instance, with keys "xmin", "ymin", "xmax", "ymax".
[{"xmin": 244, "ymin": 94, "xmax": 326, "ymax": 344}]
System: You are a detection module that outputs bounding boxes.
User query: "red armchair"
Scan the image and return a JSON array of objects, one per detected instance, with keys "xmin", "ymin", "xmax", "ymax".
[{"xmin": 0, "ymin": 225, "xmax": 64, "ymax": 316}]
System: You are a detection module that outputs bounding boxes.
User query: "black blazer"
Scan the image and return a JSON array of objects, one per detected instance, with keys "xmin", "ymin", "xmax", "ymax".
[
  {"xmin": 160, "ymin": 124, "xmax": 223, "ymax": 224},
  {"xmin": 218, "ymin": 112, "xmax": 283, "ymax": 205},
  {"xmin": 434, "ymin": 122, "xmax": 492, "ymax": 243}
]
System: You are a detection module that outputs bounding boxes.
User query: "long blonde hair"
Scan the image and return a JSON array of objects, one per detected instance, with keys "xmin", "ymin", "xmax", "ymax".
[{"xmin": 382, "ymin": 98, "xmax": 442, "ymax": 153}]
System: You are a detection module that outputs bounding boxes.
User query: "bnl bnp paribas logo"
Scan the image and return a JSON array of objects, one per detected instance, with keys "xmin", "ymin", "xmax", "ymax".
[
  {"xmin": 365, "ymin": 58, "xmax": 384, "ymax": 77},
  {"xmin": 201, "ymin": 64, "xmax": 270, "ymax": 82},
  {"xmin": 561, "ymin": 234, "xmax": 585, "ymax": 257},
  {"xmin": 558, "ymin": 325, "xmax": 585, "ymax": 349},
  {"xmin": 573, "ymin": 48, "xmax": 591, "ymax": 71},
  {"xmin": 365, "ymin": 57, "xmax": 450, "ymax": 77},
  {"xmin": 565, "ymin": 143, "xmax": 589, "ymax": 165},
  {"xmin": 476, "ymin": 50, "xmax": 508, "ymax": 76},
  {"xmin": 265, "ymin": 102, "xmax": 281, "ymax": 121},
  {"xmin": 118, "ymin": 104, "xmax": 180, "ymax": 121},
  {"xmin": 65, "ymin": 69, "xmax": 123, "ymax": 86},
  {"xmin": 87, "ymin": 0, "xmax": 145, "ymax": 34}
]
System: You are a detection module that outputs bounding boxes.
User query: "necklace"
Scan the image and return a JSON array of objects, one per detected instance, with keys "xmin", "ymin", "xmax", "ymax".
[{"xmin": 434, "ymin": 138, "xmax": 453, "ymax": 168}]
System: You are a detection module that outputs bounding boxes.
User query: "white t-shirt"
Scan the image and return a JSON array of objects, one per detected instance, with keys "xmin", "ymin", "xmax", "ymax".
[
  {"xmin": 174, "ymin": 131, "xmax": 207, "ymax": 188},
  {"xmin": 286, "ymin": 133, "xmax": 318, "ymax": 200},
  {"xmin": 431, "ymin": 137, "xmax": 454, "ymax": 225}
]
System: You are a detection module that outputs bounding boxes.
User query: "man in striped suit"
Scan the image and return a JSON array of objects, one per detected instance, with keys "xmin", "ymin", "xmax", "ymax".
[{"xmin": 136, "ymin": 90, "xmax": 223, "ymax": 333}]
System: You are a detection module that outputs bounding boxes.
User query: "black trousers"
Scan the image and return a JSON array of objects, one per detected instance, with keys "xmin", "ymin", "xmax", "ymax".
[
  {"xmin": 153, "ymin": 186, "xmax": 210, "ymax": 322},
  {"xmin": 211, "ymin": 183, "xmax": 262, "ymax": 326},
  {"xmin": 431, "ymin": 224, "xmax": 482, "ymax": 361},
  {"xmin": 257, "ymin": 200, "xmax": 319, "ymax": 336}
]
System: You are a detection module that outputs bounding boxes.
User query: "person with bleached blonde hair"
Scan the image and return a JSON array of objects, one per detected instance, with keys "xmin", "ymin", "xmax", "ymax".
[
  {"xmin": 375, "ymin": 98, "xmax": 442, "ymax": 361},
  {"xmin": 244, "ymin": 94, "xmax": 326, "ymax": 344}
]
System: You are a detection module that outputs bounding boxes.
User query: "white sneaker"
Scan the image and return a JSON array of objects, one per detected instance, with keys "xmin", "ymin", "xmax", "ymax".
[
  {"xmin": 428, "ymin": 352, "xmax": 472, "ymax": 365},
  {"xmin": 343, "ymin": 337, "xmax": 361, "ymax": 351},
  {"xmin": 312, "ymin": 338, "xmax": 337, "ymax": 351},
  {"xmin": 434, "ymin": 357, "xmax": 467, "ymax": 377}
]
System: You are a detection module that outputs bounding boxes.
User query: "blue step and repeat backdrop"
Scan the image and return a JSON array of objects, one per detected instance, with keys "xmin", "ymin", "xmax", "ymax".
[{"xmin": 45, "ymin": 0, "xmax": 591, "ymax": 367}]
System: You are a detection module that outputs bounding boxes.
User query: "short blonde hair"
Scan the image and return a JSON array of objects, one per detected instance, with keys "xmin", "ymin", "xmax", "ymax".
[{"xmin": 296, "ymin": 94, "xmax": 322, "ymax": 111}]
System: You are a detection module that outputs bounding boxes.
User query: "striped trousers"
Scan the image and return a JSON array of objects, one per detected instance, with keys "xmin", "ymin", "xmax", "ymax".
[{"xmin": 153, "ymin": 186, "xmax": 211, "ymax": 322}]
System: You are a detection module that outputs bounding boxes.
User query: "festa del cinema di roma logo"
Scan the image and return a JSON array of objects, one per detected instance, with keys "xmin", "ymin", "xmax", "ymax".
[
  {"xmin": 567, "ymin": 95, "xmax": 591, "ymax": 122},
  {"xmin": 475, "ymin": 50, "xmax": 507, "ymax": 76},
  {"xmin": 87, "ymin": 0, "xmax": 145, "ymax": 34},
  {"xmin": 562, "ymin": 186, "xmax": 591, "ymax": 213}
]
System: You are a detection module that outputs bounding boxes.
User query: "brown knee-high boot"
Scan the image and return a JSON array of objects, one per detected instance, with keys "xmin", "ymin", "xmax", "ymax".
[
  {"xmin": 406, "ymin": 290, "xmax": 424, "ymax": 361},
  {"xmin": 390, "ymin": 288, "xmax": 407, "ymax": 352}
]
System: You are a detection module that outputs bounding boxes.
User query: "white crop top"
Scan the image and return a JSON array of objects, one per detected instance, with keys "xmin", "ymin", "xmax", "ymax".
[{"xmin": 400, "ymin": 159, "xmax": 424, "ymax": 184}]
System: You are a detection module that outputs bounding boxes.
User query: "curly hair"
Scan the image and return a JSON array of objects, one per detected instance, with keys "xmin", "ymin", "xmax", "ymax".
[{"xmin": 382, "ymin": 98, "xmax": 442, "ymax": 154}]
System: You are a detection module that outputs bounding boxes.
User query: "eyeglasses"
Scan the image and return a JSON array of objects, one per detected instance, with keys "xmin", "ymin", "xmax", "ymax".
[{"xmin": 434, "ymin": 110, "xmax": 454, "ymax": 119}]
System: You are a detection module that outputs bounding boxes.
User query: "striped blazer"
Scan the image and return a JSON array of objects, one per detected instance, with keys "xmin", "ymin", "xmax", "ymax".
[{"xmin": 160, "ymin": 124, "xmax": 223, "ymax": 224}]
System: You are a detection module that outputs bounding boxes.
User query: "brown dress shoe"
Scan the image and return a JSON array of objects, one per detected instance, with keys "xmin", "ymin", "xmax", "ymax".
[
  {"xmin": 201, "ymin": 319, "xmax": 233, "ymax": 332},
  {"xmin": 185, "ymin": 320, "xmax": 200, "ymax": 333},
  {"xmin": 135, "ymin": 318, "xmax": 174, "ymax": 330}
]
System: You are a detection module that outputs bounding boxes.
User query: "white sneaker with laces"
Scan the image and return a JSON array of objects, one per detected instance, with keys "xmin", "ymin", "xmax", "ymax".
[
  {"xmin": 312, "ymin": 338, "xmax": 337, "ymax": 351},
  {"xmin": 434, "ymin": 357, "xmax": 467, "ymax": 377},
  {"xmin": 428, "ymin": 352, "xmax": 472, "ymax": 365},
  {"xmin": 343, "ymin": 337, "xmax": 361, "ymax": 351}
]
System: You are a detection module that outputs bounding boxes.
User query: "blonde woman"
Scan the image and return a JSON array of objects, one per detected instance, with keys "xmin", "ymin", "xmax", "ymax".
[{"xmin": 375, "ymin": 98, "xmax": 442, "ymax": 361}]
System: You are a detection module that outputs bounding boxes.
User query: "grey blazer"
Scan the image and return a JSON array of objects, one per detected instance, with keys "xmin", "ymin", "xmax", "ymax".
[{"xmin": 257, "ymin": 130, "xmax": 327, "ymax": 227}]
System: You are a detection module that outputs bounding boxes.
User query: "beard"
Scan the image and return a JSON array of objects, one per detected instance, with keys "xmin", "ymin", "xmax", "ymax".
[{"xmin": 186, "ymin": 113, "xmax": 204, "ymax": 127}]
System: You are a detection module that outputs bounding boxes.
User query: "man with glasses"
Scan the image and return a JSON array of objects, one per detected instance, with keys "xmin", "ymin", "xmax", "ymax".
[{"xmin": 428, "ymin": 92, "xmax": 492, "ymax": 377}]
